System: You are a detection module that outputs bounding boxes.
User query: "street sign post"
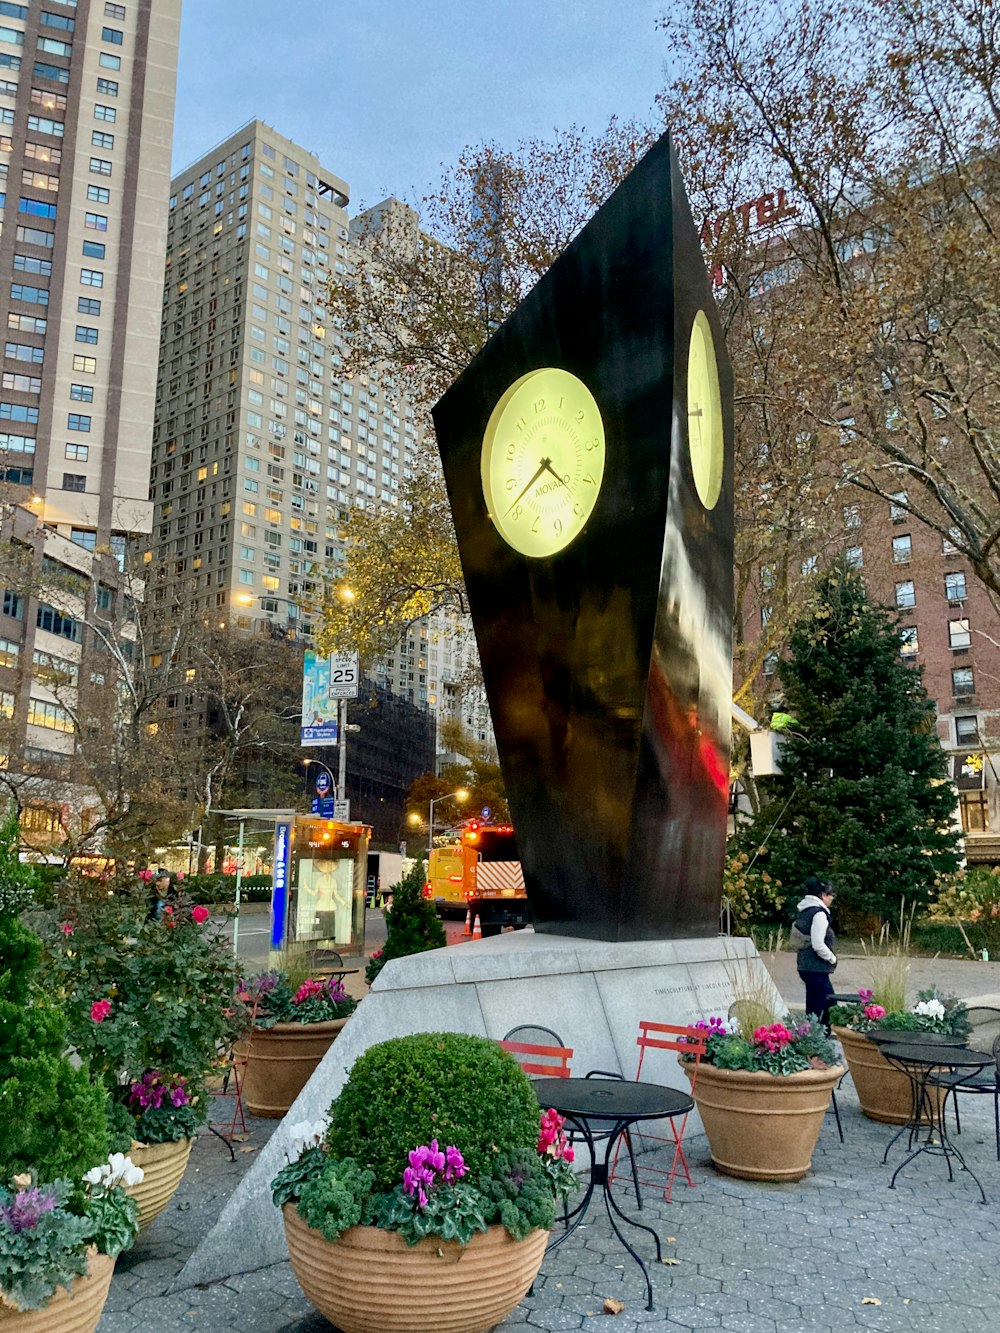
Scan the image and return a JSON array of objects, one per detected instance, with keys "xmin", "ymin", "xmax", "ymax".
[
  {"xmin": 314, "ymin": 770, "xmax": 331, "ymax": 797},
  {"xmin": 329, "ymin": 651, "xmax": 360, "ymax": 700},
  {"xmin": 334, "ymin": 798, "xmax": 351, "ymax": 821}
]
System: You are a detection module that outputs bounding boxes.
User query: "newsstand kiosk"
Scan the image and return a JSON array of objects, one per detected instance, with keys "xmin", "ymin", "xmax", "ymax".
[{"xmin": 269, "ymin": 813, "xmax": 370, "ymax": 962}]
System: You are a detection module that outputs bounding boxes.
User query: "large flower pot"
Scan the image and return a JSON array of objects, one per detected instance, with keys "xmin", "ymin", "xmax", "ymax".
[
  {"xmin": 0, "ymin": 1249, "xmax": 113, "ymax": 1333},
  {"xmin": 834, "ymin": 1028, "xmax": 942, "ymax": 1126},
  {"xmin": 686, "ymin": 1062, "xmax": 845, "ymax": 1181},
  {"xmin": 243, "ymin": 1018, "xmax": 347, "ymax": 1118},
  {"xmin": 126, "ymin": 1137, "xmax": 194, "ymax": 1231},
  {"xmin": 282, "ymin": 1203, "xmax": 547, "ymax": 1333}
]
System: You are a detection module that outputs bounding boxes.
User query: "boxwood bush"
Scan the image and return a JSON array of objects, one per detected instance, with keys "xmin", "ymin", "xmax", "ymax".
[{"xmin": 324, "ymin": 1032, "xmax": 540, "ymax": 1191}]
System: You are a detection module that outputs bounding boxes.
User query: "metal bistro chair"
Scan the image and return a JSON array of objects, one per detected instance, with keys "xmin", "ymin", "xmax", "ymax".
[
  {"xmin": 930, "ymin": 1031, "xmax": 1000, "ymax": 1159},
  {"xmin": 500, "ymin": 1026, "xmax": 642, "ymax": 1209},
  {"xmin": 608, "ymin": 1021, "xmax": 705, "ymax": 1203},
  {"xmin": 203, "ymin": 999, "xmax": 258, "ymax": 1160}
]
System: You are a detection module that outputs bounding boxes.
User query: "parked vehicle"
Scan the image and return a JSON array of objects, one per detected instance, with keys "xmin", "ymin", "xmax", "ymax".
[{"xmin": 424, "ymin": 823, "xmax": 530, "ymax": 935}]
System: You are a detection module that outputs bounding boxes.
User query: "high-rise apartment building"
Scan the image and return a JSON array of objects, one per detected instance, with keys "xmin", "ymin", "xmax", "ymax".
[
  {"xmin": 151, "ymin": 121, "xmax": 492, "ymax": 758},
  {"xmin": 0, "ymin": 0, "xmax": 182, "ymax": 845}
]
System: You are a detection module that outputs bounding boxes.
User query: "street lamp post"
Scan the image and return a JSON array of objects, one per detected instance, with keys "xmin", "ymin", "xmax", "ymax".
[{"xmin": 427, "ymin": 789, "xmax": 469, "ymax": 860}]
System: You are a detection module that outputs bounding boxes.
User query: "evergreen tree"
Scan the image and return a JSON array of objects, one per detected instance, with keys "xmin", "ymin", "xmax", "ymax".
[
  {"xmin": 368, "ymin": 855, "xmax": 445, "ymax": 982},
  {"xmin": 748, "ymin": 565, "xmax": 960, "ymax": 920}
]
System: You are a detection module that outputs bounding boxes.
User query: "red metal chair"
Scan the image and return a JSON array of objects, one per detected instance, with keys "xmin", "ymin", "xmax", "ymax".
[
  {"xmin": 499, "ymin": 1025, "xmax": 574, "ymax": 1078},
  {"xmin": 609, "ymin": 1021, "xmax": 706, "ymax": 1202},
  {"xmin": 203, "ymin": 1000, "xmax": 256, "ymax": 1158}
]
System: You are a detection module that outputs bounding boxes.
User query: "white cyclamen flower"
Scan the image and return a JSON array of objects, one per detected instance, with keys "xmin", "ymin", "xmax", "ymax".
[
  {"xmin": 82, "ymin": 1166, "xmax": 106, "ymax": 1186},
  {"xmin": 104, "ymin": 1152, "xmax": 145, "ymax": 1188},
  {"xmin": 287, "ymin": 1118, "xmax": 328, "ymax": 1155},
  {"xmin": 913, "ymin": 998, "xmax": 946, "ymax": 1020}
]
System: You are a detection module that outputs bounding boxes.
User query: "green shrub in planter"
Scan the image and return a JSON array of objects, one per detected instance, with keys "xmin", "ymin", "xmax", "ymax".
[{"xmin": 324, "ymin": 1032, "xmax": 540, "ymax": 1191}]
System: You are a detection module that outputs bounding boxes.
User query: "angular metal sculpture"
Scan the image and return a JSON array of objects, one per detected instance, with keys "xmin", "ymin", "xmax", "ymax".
[{"xmin": 432, "ymin": 131, "xmax": 733, "ymax": 941}]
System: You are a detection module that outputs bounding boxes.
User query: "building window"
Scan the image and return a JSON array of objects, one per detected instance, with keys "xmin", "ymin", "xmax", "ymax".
[
  {"xmin": 949, "ymin": 618, "xmax": 972, "ymax": 650},
  {"xmin": 89, "ymin": 156, "xmax": 112, "ymax": 176},
  {"xmin": 13, "ymin": 253, "xmax": 51, "ymax": 276},
  {"xmin": 845, "ymin": 546, "xmax": 863, "ymax": 569},
  {"xmin": 4, "ymin": 340, "xmax": 43, "ymax": 363},
  {"xmin": 75, "ymin": 325, "xmax": 98, "ymax": 344},
  {"xmin": 77, "ymin": 296, "xmax": 100, "ymax": 316},
  {"xmin": 35, "ymin": 604, "xmax": 82, "ymax": 642},
  {"xmin": 72, "ymin": 354, "xmax": 96, "ymax": 373},
  {"xmin": 98, "ymin": 52, "xmax": 121, "ymax": 70},
  {"xmin": 2, "ymin": 590, "xmax": 25, "ymax": 620},
  {"xmin": 10, "ymin": 283, "xmax": 48, "ymax": 304},
  {"xmin": 955, "ymin": 715, "xmax": 979, "ymax": 746},
  {"xmin": 842, "ymin": 503, "xmax": 861, "ymax": 529},
  {"xmin": 83, "ymin": 209, "xmax": 108, "ymax": 229},
  {"xmin": 93, "ymin": 103, "xmax": 116, "ymax": 122},
  {"xmin": 892, "ymin": 534, "xmax": 912, "ymax": 564},
  {"xmin": 36, "ymin": 38, "xmax": 72, "ymax": 58},
  {"xmin": 18, "ymin": 195, "xmax": 57, "ymax": 219},
  {"xmin": 61, "ymin": 471, "xmax": 85, "ymax": 490},
  {"xmin": 899, "ymin": 627, "xmax": 918, "ymax": 658},
  {"xmin": 952, "ymin": 667, "xmax": 974, "ymax": 698},
  {"xmin": 763, "ymin": 651, "xmax": 779, "ymax": 677},
  {"xmin": 70, "ymin": 528, "xmax": 96, "ymax": 551},
  {"xmin": 26, "ymin": 697, "xmax": 73, "ymax": 732},
  {"xmin": 67, "ymin": 413, "xmax": 90, "ymax": 431},
  {"xmin": 82, "ymin": 240, "xmax": 105, "ymax": 259},
  {"xmin": 888, "ymin": 490, "xmax": 907, "ymax": 521},
  {"xmin": 64, "ymin": 443, "xmax": 88, "ymax": 460},
  {"xmin": 101, "ymin": 26, "xmax": 123, "ymax": 44},
  {"xmin": 85, "ymin": 185, "xmax": 110, "ymax": 204},
  {"xmin": 894, "ymin": 580, "xmax": 915, "ymax": 609},
  {"xmin": 96, "ymin": 77, "xmax": 118, "ymax": 95},
  {"xmin": 944, "ymin": 571, "xmax": 967, "ymax": 603},
  {"xmin": 69, "ymin": 384, "xmax": 93, "ymax": 402},
  {"xmin": 80, "ymin": 267, "xmax": 103, "ymax": 287},
  {"xmin": 105, "ymin": 3, "xmax": 127, "ymax": 18}
]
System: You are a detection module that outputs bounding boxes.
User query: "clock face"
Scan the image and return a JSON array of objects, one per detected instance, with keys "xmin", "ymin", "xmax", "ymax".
[
  {"xmin": 686, "ymin": 309, "xmax": 724, "ymax": 510},
  {"xmin": 481, "ymin": 367, "xmax": 606, "ymax": 558}
]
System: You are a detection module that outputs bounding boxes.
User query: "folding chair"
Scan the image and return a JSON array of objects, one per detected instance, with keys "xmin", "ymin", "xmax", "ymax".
[
  {"xmin": 203, "ymin": 1000, "xmax": 256, "ymax": 1159},
  {"xmin": 499, "ymin": 1025, "xmax": 573, "ymax": 1078},
  {"xmin": 609, "ymin": 1021, "xmax": 706, "ymax": 1202}
]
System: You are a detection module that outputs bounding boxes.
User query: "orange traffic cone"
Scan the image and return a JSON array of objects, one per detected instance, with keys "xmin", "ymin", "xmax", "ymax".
[
  {"xmin": 463, "ymin": 907, "xmax": 472, "ymax": 936},
  {"xmin": 472, "ymin": 914, "xmax": 482, "ymax": 940}
]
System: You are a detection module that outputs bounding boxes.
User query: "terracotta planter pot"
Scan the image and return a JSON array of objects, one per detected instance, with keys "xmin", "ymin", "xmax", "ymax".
[
  {"xmin": 282, "ymin": 1203, "xmax": 547, "ymax": 1333},
  {"xmin": 243, "ymin": 1018, "xmax": 347, "ymax": 1118},
  {"xmin": 126, "ymin": 1137, "xmax": 194, "ymax": 1231},
  {"xmin": 0, "ymin": 1249, "xmax": 114, "ymax": 1333},
  {"xmin": 686, "ymin": 1061, "xmax": 845, "ymax": 1181},
  {"xmin": 833, "ymin": 1027, "xmax": 942, "ymax": 1125}
]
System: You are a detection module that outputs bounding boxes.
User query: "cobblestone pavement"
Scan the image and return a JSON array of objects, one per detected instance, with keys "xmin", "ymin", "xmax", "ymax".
[{"xmin": 99, "ymin": 1066, "xmax": 1000, "ymax": 1333}]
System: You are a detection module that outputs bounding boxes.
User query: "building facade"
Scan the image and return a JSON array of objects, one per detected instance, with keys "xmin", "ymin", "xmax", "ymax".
[{"xmin": 0, "ymin": 0, "xmax": 182, "ymax": 845}]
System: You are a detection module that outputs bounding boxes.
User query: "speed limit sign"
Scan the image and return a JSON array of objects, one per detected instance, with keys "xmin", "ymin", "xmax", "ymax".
[{"xmin": 329, "ymin": 651, "xmax": 359, "ymax": 699}]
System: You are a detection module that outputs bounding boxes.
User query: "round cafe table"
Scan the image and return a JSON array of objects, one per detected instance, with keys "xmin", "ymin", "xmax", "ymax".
[
  {"xmin": 532, "ymin": 1077, "xmax": 693, "ymax": 1312},
  {"xmin": 876, "ymin": 1040, "xmax": 992, "ymax": 1203}
]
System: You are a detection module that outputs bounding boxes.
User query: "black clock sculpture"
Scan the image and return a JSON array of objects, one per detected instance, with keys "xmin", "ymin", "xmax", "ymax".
[{"xmin": 432, "ymin": 131, "xmax": 734, "ymax": 942}]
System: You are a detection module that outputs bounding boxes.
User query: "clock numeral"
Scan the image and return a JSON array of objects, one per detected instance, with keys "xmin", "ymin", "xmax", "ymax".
[
  {"xmin": 515, "ymin": 416, "xmax": 527, "ymax": 433},
  {"xmin": 505, "ymin": 477, "xmax": 516, "ymax": 491},
  {"xmin": 585, "ymin": 437, "xmax": 599, "ymax": 451},
  {"xmin": 533, "ymin": 398, "xmax": 545, "ymax": 413},
  {"xmin": 573, "ymin": 503, "xmax": 582, "ymax": 517},
  {"xmin": 575, "ymin": 410, "xmax": 585, "ymax": 423},
  {"xmin": 558, "ymin": 396, "xmax": 564, "ymax": 410},
  {"xmin": 531, "ymin": 515, "xmax": 540, "ymax": 533},
  {"xmin": 511, "ymin": 504, "xmax": 523, "ymax": 520},
  {"xmin": 553, "ymin": 517, "xmax": 563, "ymax": 535},
  {"xmin": 505, "ymin": 443, "xmax": 515, "ymax": 462},
  {"xmin": 583, "ymin": 473, "xmax": 595, "ymax": 485}
]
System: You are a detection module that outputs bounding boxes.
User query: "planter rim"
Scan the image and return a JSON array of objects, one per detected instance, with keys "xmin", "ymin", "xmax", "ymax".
[
  {"xmin": 694, "ymin": 1062, "xmax": 845, "ymax": 1086},
  {"xmin": 129, "ymin": 1135, "xmax": 195, "ymax": 1153},
  {"xmin": 253, "ymin": 1016, "xmax": 349, "ymax": 1036}
]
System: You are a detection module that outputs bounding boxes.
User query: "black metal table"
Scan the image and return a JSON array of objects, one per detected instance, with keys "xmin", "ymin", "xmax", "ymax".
[
  {"xmin": 877, "ymin": 1041, "xmax": 992, "ymax": 1202},
  {"xmin": 532, "ymin": 1077, "xmax": 693, "ymax": 1311}
]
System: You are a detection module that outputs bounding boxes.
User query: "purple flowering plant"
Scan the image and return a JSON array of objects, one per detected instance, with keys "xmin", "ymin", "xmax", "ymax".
[
  {"xmin": 0, "ymin": 1166, "xmax": 140, "ymax": 1312},
  {"xmin": 684, "ymin": 1014, "xmax": 838, "ymax": 1075},
  {"xmin": 242, "ymin": 970, "xmax": 357, "ymax": 1029},
  {"xmin": 125, "ymin": 1071, "xmax": 201, "ymax": 1146}
]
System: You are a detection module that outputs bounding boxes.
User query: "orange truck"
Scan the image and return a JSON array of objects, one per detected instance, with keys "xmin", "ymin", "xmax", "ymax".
[{"xmin": 424, "ymin": 823, "xmax": 531, "ymax": 936}]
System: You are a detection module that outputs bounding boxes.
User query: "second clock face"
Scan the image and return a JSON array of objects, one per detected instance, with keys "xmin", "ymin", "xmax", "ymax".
[
  {"xmin": 481, "ymin": 367, "xmax": 606, "ymax": 558},
  {"xmin": 686, "ymin": 309, "xmax": 724, "ymax": 511}
]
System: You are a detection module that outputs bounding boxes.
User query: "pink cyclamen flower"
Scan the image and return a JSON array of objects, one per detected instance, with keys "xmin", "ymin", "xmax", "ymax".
[
  {"xmin": 60, "ymin": 921, "xmax": 74, "ymax": 936},
  {"xmin": 90, "ymin": 999, "xmax": 112, "ymax": 1023},
  {"xmin": 191, "ymin": 904, "xmax": 210, "ymax": 924},
  {"xmin": 863, "ymin": 1004, "xmax": 887, "ymax": 1021},
  {"xmin": 857, "ymin": 988, "xmax": 874, "ymax": 1003},
  {"xmin": 293, "ymin": 979, "xmax": 325, "ymax": 1005}
]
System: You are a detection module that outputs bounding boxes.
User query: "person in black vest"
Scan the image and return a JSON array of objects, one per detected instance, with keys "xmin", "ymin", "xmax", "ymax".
[{"xmin": 793, "ymin": 876, "xmax": 837, "ymax": 1030}]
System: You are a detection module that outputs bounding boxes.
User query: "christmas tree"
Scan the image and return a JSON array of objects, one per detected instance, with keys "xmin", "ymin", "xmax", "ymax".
[{"xmin": 751, "ymin": 565, "xmax": 960, "ymax": 920}]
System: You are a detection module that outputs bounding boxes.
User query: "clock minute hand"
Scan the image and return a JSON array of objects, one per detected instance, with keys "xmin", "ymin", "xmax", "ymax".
[{"xmin": 504, "ymin": 457, "xmax": 549, "ymax": 515}]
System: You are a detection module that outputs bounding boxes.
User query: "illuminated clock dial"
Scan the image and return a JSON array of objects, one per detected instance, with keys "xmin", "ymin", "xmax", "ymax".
[
  {"xmin": 686, "ymin": 309, "xmax": 724, "ymax": 510},
  {"xmin": 481, "ymin": 367, "xmax": 606, "ymax": 558}
]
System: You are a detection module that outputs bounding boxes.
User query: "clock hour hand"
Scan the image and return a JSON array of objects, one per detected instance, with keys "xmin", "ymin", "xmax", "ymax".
[
  {"xmin": 504, "ymin": 457, "xmax": 550, "ymax": 515},
  {"xmin": 540, "ymin": 460, "xmax": 573, "ymax": 494}
]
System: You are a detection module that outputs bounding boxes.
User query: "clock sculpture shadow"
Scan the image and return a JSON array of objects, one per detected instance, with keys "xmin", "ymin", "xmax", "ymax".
[{"xmin": 433, "ymin": 130, "xmax": 734, "ymax": 943}]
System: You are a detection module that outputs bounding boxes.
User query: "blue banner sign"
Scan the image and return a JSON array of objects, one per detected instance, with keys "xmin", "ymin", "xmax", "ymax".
[
  {"xmin": 301, "ymin": 650, "xmax": 340, "ymax": 747},
  {"xmin": 270, "ymin": 820, "xmax": 292, "ymax": 949}
]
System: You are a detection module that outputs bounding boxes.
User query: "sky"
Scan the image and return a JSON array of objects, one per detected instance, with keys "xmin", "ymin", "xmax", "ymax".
[{"xmin": 172, "ymin": 0, "xmax": 670, "ymax": 215}]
